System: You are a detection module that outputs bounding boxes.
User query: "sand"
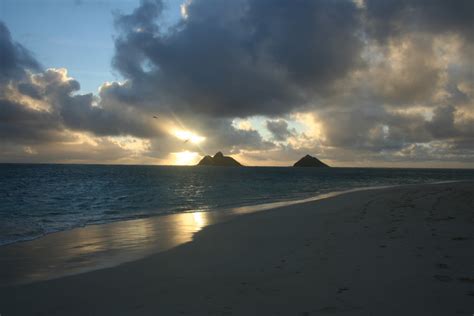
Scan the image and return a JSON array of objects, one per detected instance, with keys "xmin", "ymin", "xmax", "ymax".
[{"xmin": 0, "ymin": 182, "xmax": 473, "ymax": 315}]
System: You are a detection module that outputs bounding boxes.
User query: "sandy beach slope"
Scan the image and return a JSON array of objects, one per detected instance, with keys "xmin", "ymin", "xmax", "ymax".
[{"xmin": 0, "ymin": 182, "xmax": 473, "ymax": 315}]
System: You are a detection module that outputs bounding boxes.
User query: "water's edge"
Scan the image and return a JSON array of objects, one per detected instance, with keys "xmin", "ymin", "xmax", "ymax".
[
  {"xmin": 1, "ymin": 179, "xmax": 466, "ymax": 248},
  {"xmin": 1, "ymin": 180, "xmax": 470, "ymax": 287},
  {"xmin": 3, "ymin": 165, "xmax": 473, "ymax": 248}
]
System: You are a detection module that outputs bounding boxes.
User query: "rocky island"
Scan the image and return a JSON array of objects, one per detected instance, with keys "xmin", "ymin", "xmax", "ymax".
[
  {"xmin": 293, "ymin": 154, "xmax": 329, "ymax": 167},
  {"xmin": 197, "ymin": 152, "xmax": 242, "ymax": 167}
]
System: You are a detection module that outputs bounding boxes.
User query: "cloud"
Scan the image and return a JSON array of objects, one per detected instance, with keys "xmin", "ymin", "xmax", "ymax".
[
  {"xmin": 0, "ymin": 18, "xmax": 274, "ymax": 162},
  {"xmin": 317, "ymin": 102, "xmax": 473, "ymax": 147},
  {"xmin": 109, "ymin": 0, "xmax": 362, "ymax": 117},
  {"xmin": 266, "ymin": 119, "xmax": 294, "ymax": 141},
  {"xmin": 0, "ymin": 22, "xmax": 40, "ymax": 82},
  {"xmin": 1, "ymin": 68, "xmax": 159, "ymax": 140},
  {"xmin": 0, "ymin": 0, "xmax": 473, "ymax": 166},
  {"xmin": 364, "ymin": 0, "xmax": 474, "ymax": 42},
  {"xmin": 0, "ymin": 19, "xmax": 167, "ymax": 162}
]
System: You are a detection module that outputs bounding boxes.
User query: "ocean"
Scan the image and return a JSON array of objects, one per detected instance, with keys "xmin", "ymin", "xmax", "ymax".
[{"xmin": 1, "ymin": 164, "xmax": 473, "ymax": 246}]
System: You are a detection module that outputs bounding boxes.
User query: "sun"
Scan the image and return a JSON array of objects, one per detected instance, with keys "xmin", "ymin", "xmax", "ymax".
[
  {"xmin": 173, "ymin": 129, "xmax": 205, "ymax": 144},
  {"xmin": 173, "ymin": 151, "xmax": 200, "ymax": 165}
]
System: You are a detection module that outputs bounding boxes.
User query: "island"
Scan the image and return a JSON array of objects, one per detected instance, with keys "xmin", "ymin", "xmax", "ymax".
[
  {"xmin": 197, "ymin": 152, "xmax": 242, "ymax": 167},
  {"xmin": 293, "ymin": 154, "xmax": 329, "ymax": 167}
]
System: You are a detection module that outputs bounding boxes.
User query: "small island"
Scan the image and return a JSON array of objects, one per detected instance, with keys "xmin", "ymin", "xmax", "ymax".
[
  {"xmin": 293, "ymin": 154, "xmax": 329, "ymax": 167},
  {"xmin": 197, "ymin": 152, "xmax": 242, "ymax": 167}
]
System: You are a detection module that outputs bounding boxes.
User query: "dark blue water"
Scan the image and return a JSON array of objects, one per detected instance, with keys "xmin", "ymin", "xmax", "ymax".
[{"xmin": 1, "ymin": 164, "xmax": 473, "ymax": 246}]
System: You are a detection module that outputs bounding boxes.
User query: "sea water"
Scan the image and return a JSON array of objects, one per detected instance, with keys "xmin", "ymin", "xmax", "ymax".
[{"xmin": 1, "ymin": 164, "xmax": 473, "ymax": 246}]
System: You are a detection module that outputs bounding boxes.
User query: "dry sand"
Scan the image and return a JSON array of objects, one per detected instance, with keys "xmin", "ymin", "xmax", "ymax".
[{"xmin": 0, "ymin": 182, "xmax": 473, "ymax": 315}]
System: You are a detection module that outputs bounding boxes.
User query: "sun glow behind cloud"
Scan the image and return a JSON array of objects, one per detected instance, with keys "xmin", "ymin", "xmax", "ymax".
[
  {"xmin": 172, "ymin": 151, "xmax": 200, "ymax": 165},
  {"xmin": 173, "ymin": 129, "xmax": 206, "ymax": 144}
]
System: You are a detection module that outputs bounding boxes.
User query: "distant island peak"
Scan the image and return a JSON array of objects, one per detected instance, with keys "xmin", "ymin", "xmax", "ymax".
[
  {"xmin": 214, "ymin": 152, "xmax": 224, "ymax": 158},
  {"xmin": 293, "ymin": 154, "xmax": 329, "ymax": 167},
  {"xmin": 197, "ymin": 152, "xmax": 242, "ymax": 166}
]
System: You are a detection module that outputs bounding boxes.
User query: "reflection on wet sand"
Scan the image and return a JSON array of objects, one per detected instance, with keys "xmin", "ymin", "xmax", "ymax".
[
  {"xmin": 0, "ymin": 189, "xmax": 350, "ymax": 286},
  {"xmin": 0, "ymin": 210, "xmax": 220, "ymax": 286}
]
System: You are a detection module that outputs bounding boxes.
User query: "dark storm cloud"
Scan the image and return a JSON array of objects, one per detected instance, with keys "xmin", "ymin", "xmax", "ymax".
[
  {"xmin": 59, "ymin": 92, "xmax": 155, "ymax": 138},
  {"xmin": 364, "ymin": 0, "xmax": 474, "ymax": 42},
  {"xmin": 0, "ymin": 99, "xmax": 64, "ymax": 143},
  {"xmin": 245, "ymin": 0, "xmax": 362, "ymax": 86},
  {"xmin": 207, "ymin": 119, "xmax": 275, "ymax": 152},
  {"xmin": 427, "ymin": 105, "xmax": 474, "ymax": 140},
  {"xmin": 109, "ymin": 0, "xmax": 362, "ymax": 117},
  {"xmin": 114, "ymin": 0, "xmax": 163, "ymax": 34},
  {"xmin": 108, "ymin": 0, "xmax": 472, "ymax": 136},
  {"xmin": 17, "ymin": 83, "xmax": 42, "ymax": 99},
  {"xmin": 266, "ymin": 119, "xmax": 294, "ymax": 141},
  {"xmin": 0, "ymin": 21, "xmax": 41, "ymax": 82},
  {"xmin": 427, "ymin": 105, "xmax": 457, "ymax": 139}
]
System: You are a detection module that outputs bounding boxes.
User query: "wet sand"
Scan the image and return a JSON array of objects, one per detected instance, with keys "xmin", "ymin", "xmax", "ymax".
[{"xmin": 0, "ymin": 182, "xmax": 473, "ymax": 315}]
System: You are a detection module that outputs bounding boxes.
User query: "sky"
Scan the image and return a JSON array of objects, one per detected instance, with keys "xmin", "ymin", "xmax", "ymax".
[{"xmin": 0, "ymin": 0, "xmax": 473, "ymax": 167}]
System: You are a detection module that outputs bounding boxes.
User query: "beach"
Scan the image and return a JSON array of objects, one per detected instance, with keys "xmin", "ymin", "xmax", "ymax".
[{"xmin": 0, "ymin": 182, "xmax": 473, "ymax": 315}]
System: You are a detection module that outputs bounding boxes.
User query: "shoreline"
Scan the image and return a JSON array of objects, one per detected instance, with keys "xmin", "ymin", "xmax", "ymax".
[
  {"xmin": 0, "ymin": 180, "xmax": 471, "ymax": 287},
  {"xmin": 1, "ymin": 179, "xmax": 468, "ymax": 248},
  {"xmin": 0, "ymin": 182, "xmax": 379, "ymax": 248},
  {"xmin": 0, "ymin": 181, "xmax": 472, "ymax": 315},
  {"xmin": 0, "ymin": 183, "xmax": 391, "ymax": 248}
]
